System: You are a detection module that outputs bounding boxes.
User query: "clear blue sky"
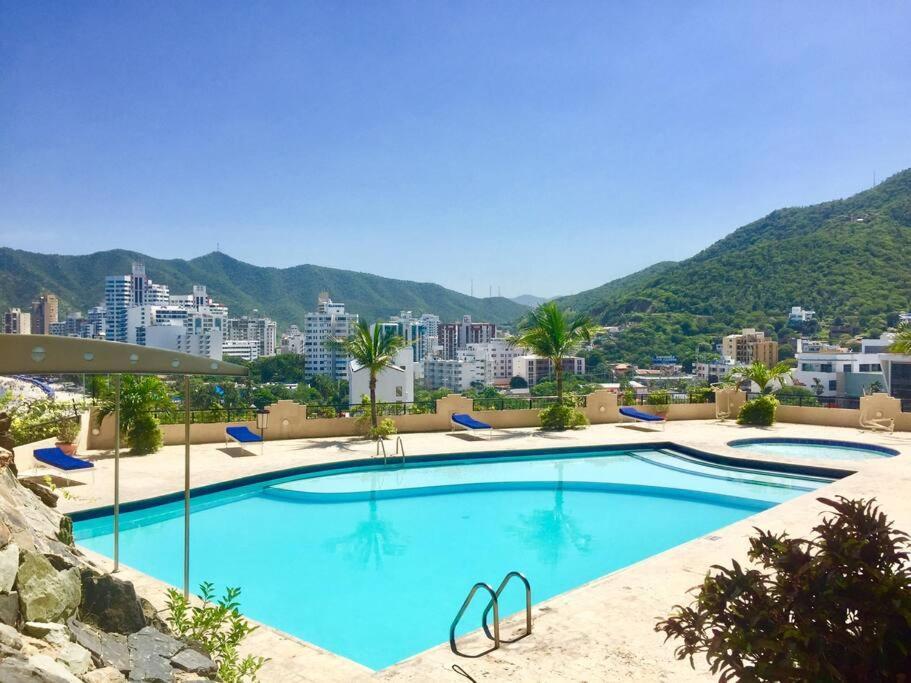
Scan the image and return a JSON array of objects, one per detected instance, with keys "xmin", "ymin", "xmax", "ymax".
[{"xmin": 2, "ymin": 2, "xmax": 909, "ymax": 298}]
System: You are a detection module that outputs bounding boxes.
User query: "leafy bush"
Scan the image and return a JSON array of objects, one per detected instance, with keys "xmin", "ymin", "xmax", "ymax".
[
  {"xmin": 656, "ymin": 497, "xmax": 911, "ymax": 681},
  {"xmin": 56, "ymin": 418, "xmax": 80, "ymax": 444},
  {"xmin": 165, "ymin": 582, "xmax": 266, "ymax": 683},
  {"xmin": 1, "ymin": 397, "xmax": 82, "ymax": 446},
  {"xmin": 736, "ymin": 394, "xmax": 778, "ymax": 426},
  {"xmin": 367, "ymin": 417, "xmax": 397, "ymax": 440},
  {"xmin": 686, "ymin": 386, "xmax": 713, "ymax": 404},
  {"xmin": 540, "ymin": 402, "xmax": 589, "ymax": 430},
  {"xmin": 126, "ymin": 413, "xmax": 163, "ymax": 455}
]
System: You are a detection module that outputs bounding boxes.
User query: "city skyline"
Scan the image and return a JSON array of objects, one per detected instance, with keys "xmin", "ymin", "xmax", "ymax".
[{"xmin": 2, "ymin": 2, "xmax": 910, "ymax": 296}]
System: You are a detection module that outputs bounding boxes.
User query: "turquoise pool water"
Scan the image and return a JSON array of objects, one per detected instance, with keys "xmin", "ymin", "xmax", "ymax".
[
  {"xmin": 73, "ymin": 447, "xmax": 831, "ymax": 670},
  {"xmin": 728, "ymin": 438, "xmax": 899, "ymax": 461}
]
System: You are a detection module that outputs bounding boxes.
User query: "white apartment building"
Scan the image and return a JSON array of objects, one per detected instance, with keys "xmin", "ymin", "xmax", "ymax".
[
  {"xmin": 693, "ymin": 358, "xmax": 737, "ymax": 384},
  {"xmin": 794, "ymin": 335, "xmax": 891, "ymax": 397},
  {"xmin": 463, "ymin": 337, "xmax": 524, "ymax": 385},
  {"xmin": 2, "ymin": 308, "xmax": 31, "ymax": 335},
  {"xmin": 423, "ymin": 356, "xmax": 487, "ymax": 392},
  {"xmin": 348, "ymin": 347, "xmax": 415, "ymax": 404},
  {"xmin": 104, "ymin": 275, "xmax": 132, "ymax": 342},
  {"xmin": 280, "ymin": 325, "xmax": 305, "ymax": 355},
  {"xmin": 222, "ymin": 339, "xmax": 260, "ymax": 362},
  {"xmin": 385, "ymin": 311, "xmax": 440, "ymax": 365},
  {"xmin": 304, "ymin": 293, "xmax": 358, "ymax": 381},
  {"xmin": 511, "ymin": 355, "xmax": 585, "ymax": 387},
  {"xmin": 437, "ymin": 315, "xmax": 497, "ymax": 359},
  {"xmin": 789, "ymin": 306, "xmax": 816, "ymax": 323},
  {"xmin": 226, "ymin": 313, "xmax": 277, "ymax": 358},
  {"xmin": 145, "ymin": 321, "xmax": 223, "ymax": 359}
]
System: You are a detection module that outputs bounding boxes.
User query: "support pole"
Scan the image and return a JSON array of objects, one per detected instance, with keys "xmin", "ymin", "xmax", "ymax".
[
  {"xmin": 113, "ymin": 374, "xmax": 121, "ymax": 573},
  {"xmin": 183, "ymin": 375, "xmax": 191, "ymax": 598}
]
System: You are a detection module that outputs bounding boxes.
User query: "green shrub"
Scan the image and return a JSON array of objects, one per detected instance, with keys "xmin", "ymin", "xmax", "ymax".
[
  {"xmin": 126, "ymin": 413, "xmax": 163, "ymax": 455},
  {"xmin": 686, "ymin": 386, "xmax": 713, "ymax": 404},
  {"xmin": 56, "ymin": 418, "xmax": 80, "ymax": 444},
  {"xmin": 540, "ymin": 402, "xmax": 589, "ymax": 431},
  {"xmin": 165, "ymin": 582, "xmax": 266, "ymax": 683},
  {"xmin": 656, "ymin": 497, "xmax": 911, "ymax": 681},
  {"xmin": 367, "ymin": 417, "xmax": 397, "ymax": 440},
  {"xmin": 736, "ymin": 394, "xmax": 778, "ymax": 426}
]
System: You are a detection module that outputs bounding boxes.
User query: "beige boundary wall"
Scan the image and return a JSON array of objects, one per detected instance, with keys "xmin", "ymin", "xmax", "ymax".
[{"xmin": 84, "ymin": 389, "xmax": 911, "ymax": 450}]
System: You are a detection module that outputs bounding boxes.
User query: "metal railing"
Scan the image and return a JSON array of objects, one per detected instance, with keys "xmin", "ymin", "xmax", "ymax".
[
  {"xmin": 746, "ymin": 393, "xmax": 861, "ymax": 410},
  {"xmin": 304, "ymin": 401, "xmax": 437, "ymax": 419},
  {"xmin": 450, "ymin": 571, "xmax": 532, "ymax": 658},
  {"xmin": 155, "ymin": 408, "xmax": 257, "ymax": 425}
]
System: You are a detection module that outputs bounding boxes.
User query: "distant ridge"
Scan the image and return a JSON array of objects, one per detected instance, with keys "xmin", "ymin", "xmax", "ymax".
[
  {"xmin": 0, "ymin": 248, "xmax": 528, "ymax": 327},
  {"xmin": 511, "ymin": 294, "xmax": 551, "ymax": 308}
]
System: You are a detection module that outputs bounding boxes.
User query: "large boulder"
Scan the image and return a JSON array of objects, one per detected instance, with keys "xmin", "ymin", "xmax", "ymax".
[
  {"xmin": 0, "ymin": 541, "xmax": 19, "ymax": 591},
  {"xmin": 79, "ymin": 570, "xmax": 147, "ymax": 635},
  {"xmin": 68, "ymin": 619, "xmax": 131, "ymax": 672},
  {"xmin": 0, "ymin": 590, "xmax": 19, "ymax": 625},
  {"xmin": 16, "ymin": 551, "xmax": 81, "ymax": 623}
]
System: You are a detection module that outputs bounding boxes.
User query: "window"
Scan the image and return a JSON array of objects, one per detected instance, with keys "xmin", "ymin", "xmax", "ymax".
[
  {"xmin": 859, "ymin": 364, "xmax": 871, "ymax": 372},
  {"xmin": 828, "ymin": 380, "xmax": 837, "ymax": 391},
  {"xmin": 820, "ymin": 364, "xmax": 833, "ymax": 373},
  {"xmin": 843, "ymin": 364, "xmax": 852, "ymax": 373}
]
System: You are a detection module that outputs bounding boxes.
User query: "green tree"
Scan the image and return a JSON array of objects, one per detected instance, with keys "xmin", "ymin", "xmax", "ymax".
[
  {"xmin": 510, "ymin": 303, "xmax": 597, "ymax": 402},
  {"xmin": 332, "ymin": 321, "xmax": 409, "ymax": 433},
  {"xmin": 730, "ymin": 361, "xmax": 793, "ymax": 394},
  {"xmin": 889, "ymin": 322, "xmax": 911, "ymax": 353},
  {"xmin": 94, "ymin": 375, "xmax": 175, "ymax": 454}
]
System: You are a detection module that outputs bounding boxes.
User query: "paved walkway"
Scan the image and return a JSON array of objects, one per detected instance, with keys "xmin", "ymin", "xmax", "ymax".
[{"xmin": 52, "ymin": 420, "xmax": 911, "ymax": 681}]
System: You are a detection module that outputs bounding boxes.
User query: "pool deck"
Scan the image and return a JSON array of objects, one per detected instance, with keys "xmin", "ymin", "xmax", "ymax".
[{"xmin": 51, "ymin": 420, "xmax": 911, "ymax": 682}]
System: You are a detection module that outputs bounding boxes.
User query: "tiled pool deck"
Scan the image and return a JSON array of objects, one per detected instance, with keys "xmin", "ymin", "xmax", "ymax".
[{"xmin": 52, "ymin": 420, "xmax": 911, "ymax": 682}]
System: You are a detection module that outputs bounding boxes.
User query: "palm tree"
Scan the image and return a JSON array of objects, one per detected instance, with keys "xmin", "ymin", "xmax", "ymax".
[
  {"xmin": 333, "ymin": 321, "xmax": 409, "ymax": 433},
  {"xmin": 889, "ymin": 322, "xmax": 911, "ymax": 354},
  {"xmin": 510, "ymin": 303, "xmax": 598, "ymax": 402},
  {"xmin": 731, "ymin": 361, "xmax": 793, "ymax": 394},
  {"xmin": 95, "ymin": 374, "xmax": 175, "ymax": 454}
]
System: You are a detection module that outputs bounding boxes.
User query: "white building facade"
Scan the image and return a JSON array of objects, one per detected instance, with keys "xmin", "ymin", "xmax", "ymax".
[
  {"xmin": 348, "ymin": 348, "xmax": 415, "ymax": 404},
  {"xmin": 511, "ymin": 355, "xmax": 585, "ymax": 387},
  {"xmin": 423, "ymin": 356, "xmax": 488, "ymax": 392},
  {"xmin": 304, "ymin": 293, "xmax": 358, "ymax": 381}
]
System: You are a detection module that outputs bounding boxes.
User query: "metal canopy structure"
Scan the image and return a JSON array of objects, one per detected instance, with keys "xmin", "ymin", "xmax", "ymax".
[{"xmin": 0, "ymin": 335, "xmax": 248, "ymax": 597}]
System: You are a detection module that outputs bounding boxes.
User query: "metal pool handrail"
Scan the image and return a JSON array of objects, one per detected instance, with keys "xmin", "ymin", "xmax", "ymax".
[
  {"xmin": 394, "ymin": 436, "xmax": 405, "ymax": 466},
  {"xmin": 481, "ymin": 571, "xmax": 532, "ymax": 644},
  {"xmin": 450, "ymin": 582, "xmax": 500, "ymax": 657}
]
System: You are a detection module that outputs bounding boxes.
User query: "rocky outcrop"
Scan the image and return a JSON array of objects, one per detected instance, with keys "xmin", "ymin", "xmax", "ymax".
[{"xmin": 0, "ymin": 448, "xmax": 217, "ymax": 682}]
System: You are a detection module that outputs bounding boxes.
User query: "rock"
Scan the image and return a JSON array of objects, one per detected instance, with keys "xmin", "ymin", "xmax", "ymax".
[
  {"xmin": 80, "ymin": 570, "xmax": 146, "ymax": 635},
  {"xmin": 0, "ymin": 621, "xmax": 24, "ymax": 649},
  {"xmin": 19, "ymin": 478, "xmax": 58, "ymax": 508},
  {"xmin": 0, "ymin": 541, "xmax": 19, "ymax": 591},
  {"xmin": 128, "ymin": 627, "xmax": 184, "ymax": 659},
  {"xmin": 0, "ymin": 590, "xmax": 19, "ymax": 626},
  {"xmin": 170, "ymin": 647, "xmax": 215, "ymax": 676},
  {"xmin": 26, "ymin": 654, "xmax": 82, "ymax": 682},
  {"xmin": 55, "ymin": 640, "xmax": 94, "ymax": 676},
  {"xmin": 16, "ymin": 551, "xmax": 81, "ymax": 623},
  {"xmin": 24, "ymin": 620, "xmax": 70, "ymax": 640},
  {"xmin": 139, "ymin": 597, "xmax": 169, "ymax": 635},
  {"xmin": 84, "ymin": 667, "xmax": 128, "ymax": 683},
  {"xmin": 128, "ymin": 655, "xmax": 172, "ymax": 682},
  {"xmin": 68, "ymin": 619, "xmax": 130, "ymax": 672},
  {"xmin": 0, "ymin": 518, "xmax": 11, "ymax": 547}
]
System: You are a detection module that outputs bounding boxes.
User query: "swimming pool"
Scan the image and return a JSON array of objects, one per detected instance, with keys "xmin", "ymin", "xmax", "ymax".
[
  {"xmin": 728, "ymin": 437, "xmax": 899, "ymax": 461},
  {"xmin": 73, "ymin": 446, "xmax": 834, "ymax": 670}
]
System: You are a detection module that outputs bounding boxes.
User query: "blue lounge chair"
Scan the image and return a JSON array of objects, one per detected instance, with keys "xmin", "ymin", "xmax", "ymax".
[
  {"xmin": 33, "ymin": 447, "xmax": 94, "ymax": 471},
  {"xmin": 225, "ymin": 426, "xmax": 264, "ymax": 455},
  {"xmin": 451, "ymin": 413, "xmax": 493, "ymax": 439},
  {"xmin": 619, "ymin": 406, "xmax": 666, "ymax": 431}
]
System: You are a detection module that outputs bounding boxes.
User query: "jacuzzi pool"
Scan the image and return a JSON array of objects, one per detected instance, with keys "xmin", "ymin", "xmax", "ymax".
[
  {"xmin": 72, "ymin": 445, "xmax": 835, "ymax": 670},
  {"xmin": 728, "ymin": 437, "xmax": 899, "ymax": 461}
]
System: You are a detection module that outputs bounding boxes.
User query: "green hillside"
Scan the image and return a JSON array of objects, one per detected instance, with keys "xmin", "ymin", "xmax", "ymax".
[
  {"xmin": 0, "ymin": 249, "xmax": 527, "ymax": 327},
  {"xmin": 559, "ymin": 168, "xmax": 911, "ymax": 367}
]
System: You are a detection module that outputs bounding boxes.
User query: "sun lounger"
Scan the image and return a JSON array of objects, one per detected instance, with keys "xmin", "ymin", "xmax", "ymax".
[
  {"xmin": 33, "ymin": 446, "xmax": 94, "ymax": 471},
  {"xmin": 619, "ymin": 406, "xmax": 666, "ymax": 431},
  {"xmin": 859, "ymin": 410, "xmax": 894, "ymax": 434},
  {"xmin": 225, "ymin": 426, "xmax": 264, "ymax": 455},
  {"xmin": 451, "ymin": 413, "xmax": 493, "ymax": 439}
]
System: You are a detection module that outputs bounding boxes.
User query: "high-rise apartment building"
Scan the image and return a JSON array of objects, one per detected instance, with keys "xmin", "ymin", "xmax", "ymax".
[
  {"xmin": 226, "ymin": 313, "xmax": 277, "ymax": 358},
  {"xmin": 437, "ymin": 315, "xmax": 496, "ymax": 359},
  {"xmin": 30, "ymin": 293, "xmax": 59, "ymax": 334},
  {"xmin": 721, "ymin": 328, "xmax": 779, "ymax": 367},
  {"xmin": 3, "ymin": 308, "xmax": 31, "ymax": 335},
  {"xmin": 280, "ymin": 325, "xmax": 305, "ymax": 355},
  {"xmin": 465, "ymin": 337, "xmax": 525, "ymax": 385},
  {"xmin": 105, "ymin": 275, "xmax": 132, "ymax": 342},
  {"xmin": 303, "ymin": 293, "xmax": 358, "ymax": 380}
]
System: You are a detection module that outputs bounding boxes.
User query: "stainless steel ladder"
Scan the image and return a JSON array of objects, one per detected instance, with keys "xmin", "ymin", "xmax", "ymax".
[
  {"xmin": 375, "ymin": 436, "xmax": 406, "ymax": 466},
  {"xmin": 450, "ymin": 571, "xmax": 532, "ymax": 657}
]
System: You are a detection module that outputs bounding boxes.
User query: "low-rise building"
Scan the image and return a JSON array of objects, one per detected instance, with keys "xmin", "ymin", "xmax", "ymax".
[
  {"xmin": 511, "ymin": 355, "xmax": 585, "ymax": 387},
  {"xmin": 226, "ymin": 313, "xmax": 277, "ymax": 358},
  {"xmin": 464, "ymin": 337, "xmax": 525, "ymax": 386},
  {"xmin": 693, "ymin": 358, "xmax": 737, "ymax": 384},
  {"xmin": 423, "ymin": 356, "xmax": 487, "ymax": 392},
  {"xmin": 348, "ymin": 348, "xmax": 415, "ymax": 404},
  {"xmin": 222, "ymin": 339, "xmax": 260, "ymax": 362},
  {"xmin": 789, "ymin": 306, "xmax": 816, "ymax": 323},
  {"xmin": 722, "ymin": 328, "xmax": 779, "ymax": 366},
  {"xmin": 794, "ymin": 334, "xmax": 891, "ymax": 397}
]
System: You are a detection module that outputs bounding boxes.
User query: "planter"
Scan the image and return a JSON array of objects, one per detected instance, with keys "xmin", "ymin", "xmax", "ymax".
[{"xmin": 55, "ymin": 442, "xmax": 77, "ymax": 456}]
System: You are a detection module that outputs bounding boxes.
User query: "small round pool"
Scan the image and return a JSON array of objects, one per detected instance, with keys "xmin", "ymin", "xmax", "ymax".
[{"xmin": 729, "ymin": 438, "xmax": 899, "ymax": 461}]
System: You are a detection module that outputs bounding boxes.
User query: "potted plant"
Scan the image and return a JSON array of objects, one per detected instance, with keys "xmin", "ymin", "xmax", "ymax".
[{"xmin": 56, "ymin": 418, "xmax": 79, "ymax": 455}]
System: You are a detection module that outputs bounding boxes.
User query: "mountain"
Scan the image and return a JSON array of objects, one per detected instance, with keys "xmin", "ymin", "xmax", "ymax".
[
  {"xmin": 511, "ymin": 294, "xmax": 551, "ymax": 308},
  {"xmin": 0, "ymin": 249, "xmax": 528, "ymax": 327},
  {"xmin": 558, "ymin": 168, "xmax": 911, "ymax": 366}
]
